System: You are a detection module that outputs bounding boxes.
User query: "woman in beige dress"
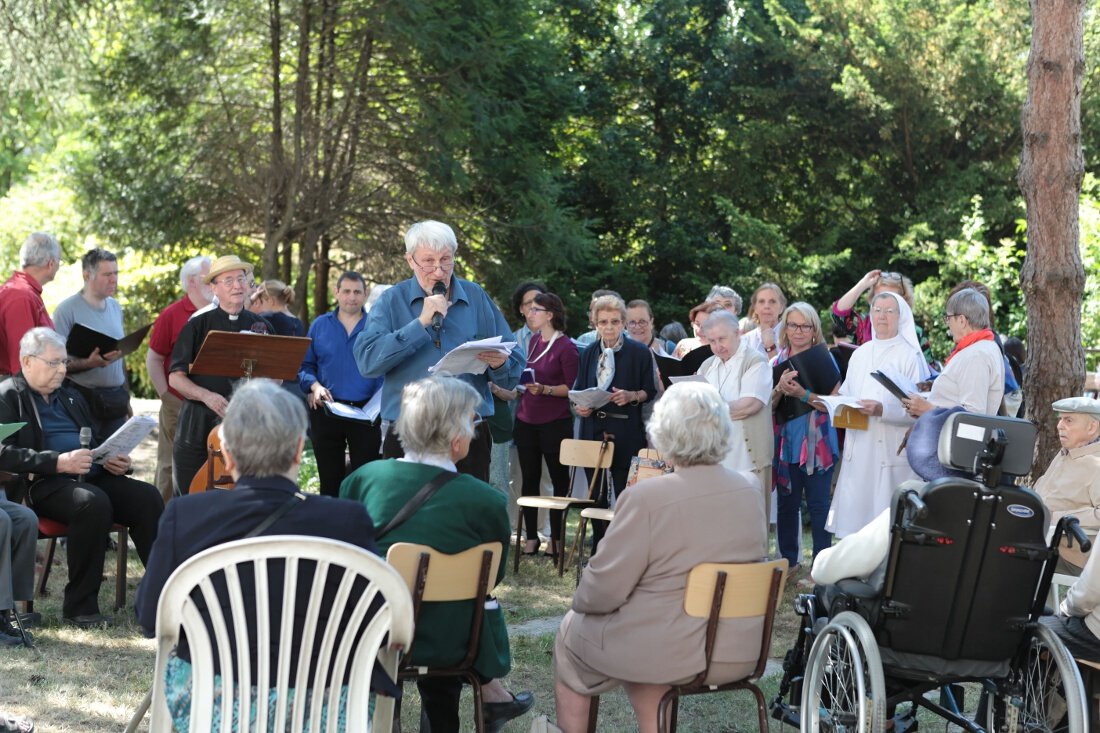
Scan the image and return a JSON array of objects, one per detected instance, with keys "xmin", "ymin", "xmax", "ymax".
[{"xmin": 553, "ymin": 382, "xmax": 768, "ymax": 733}]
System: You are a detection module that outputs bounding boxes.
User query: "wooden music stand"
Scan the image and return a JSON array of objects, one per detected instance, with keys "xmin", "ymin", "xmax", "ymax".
[{"xmin": 189, "ymin": 332, "xmax": 311, "ymax": 381}]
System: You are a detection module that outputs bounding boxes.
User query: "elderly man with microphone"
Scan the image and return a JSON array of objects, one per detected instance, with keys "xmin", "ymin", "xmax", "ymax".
[
  {"xmin": 0, "ymin": 327, "xmax": 163, "ymax": 628},
  {"xmin": 355, "ymin": 221, "xmax": 523, "ymax": 481}
]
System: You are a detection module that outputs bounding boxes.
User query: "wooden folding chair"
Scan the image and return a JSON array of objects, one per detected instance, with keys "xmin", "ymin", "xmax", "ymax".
[
  {"xmin": 514, "ymin": 437, "xmax": 614, "ymax": 577},
  {"xmin": 586, "ymin": 559, "xmax": 788, "ymax": 733},
  {"xmin": 574, "ymin": 447, "xmax": 665, "ymax": 582},
  {"xmin": 387, "ymin": 542, "xmax": 502, "ymax": 733}
]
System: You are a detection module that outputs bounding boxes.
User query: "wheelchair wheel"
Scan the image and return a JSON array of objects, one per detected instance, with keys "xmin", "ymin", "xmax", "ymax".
[
  {"xmin": 801, "ymin": 611, "xmax": 887, "ymax": 733},
  {"xmin": 985, "ymin": 624, "xmax": 1086, "ymax": 733}
]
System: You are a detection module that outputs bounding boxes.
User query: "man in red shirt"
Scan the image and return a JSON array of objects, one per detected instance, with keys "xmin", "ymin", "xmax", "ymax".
[
  {"xmin": 144, "ymin": 256, "xmax": 212, "ymax": 502},
  {"xmin": 0, "ymin": 232, "xmax": 61, "ymax": 376}
]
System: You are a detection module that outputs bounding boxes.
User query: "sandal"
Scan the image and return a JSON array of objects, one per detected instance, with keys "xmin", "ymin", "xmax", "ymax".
[{"xmin": 0, "ymin": 713, "xmax": 33, "ymax": 733}]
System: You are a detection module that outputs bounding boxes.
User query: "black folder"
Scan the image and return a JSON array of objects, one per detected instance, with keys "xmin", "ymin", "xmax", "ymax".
[
  {"xmin": 655, "ymin": 345, "xmax": 713, "ymax": 388},
  {"xmin": 66, "ymin": 322, "xmax": 153, "ymax": 359},
  {"xmin": 772, "ymin": 343, "xmax": 841, "ymax": 424}
]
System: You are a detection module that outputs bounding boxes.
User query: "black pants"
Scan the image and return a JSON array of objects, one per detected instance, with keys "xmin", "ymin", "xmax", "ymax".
[
  {"xmin": 308, "ymin": 406, "xmax": 381, "ymax": 497},
  {"xmin": 383, "ymin": 422, "xmax": 493, "ymax": 483},
  {"xmin": 173, "ymin": 399, "xmax": 219, "ymax": 496},
  {"xmin": 1040, "ymin": 615, "xmax": 1100, "ymax": 662},
  {"xmin": 30, "ymin": 472, "xmax": 163, "ymax": 617},
  {"xmin": 513, "ymin": 417, "xmax": 573, "ymax": 542},
  {"xmin": 415, "ymin": 672, "xmax": 491, "ymax": 733}
]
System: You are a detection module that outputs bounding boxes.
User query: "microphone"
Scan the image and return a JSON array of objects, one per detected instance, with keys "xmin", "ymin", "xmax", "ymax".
[
  {"xmin": 430, "ymin": 281, "xmax": 446, "ymax": 344},
  {"xmin": 79, "ymin": 427, "xmax": 92, "ymax": 482}
]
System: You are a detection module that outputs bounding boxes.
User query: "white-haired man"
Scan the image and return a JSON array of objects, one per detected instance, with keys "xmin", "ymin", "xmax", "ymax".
[
  {"xmin": 0, "ymin": 232, "xmax": 61, "ymax": 376},
  {"xmin": 145, "ymin": 255, "xmax": 213, "ymax": 501},
  {"xmin": 354, "ymin": 221, "xmax": 523, "ymax": 481}
]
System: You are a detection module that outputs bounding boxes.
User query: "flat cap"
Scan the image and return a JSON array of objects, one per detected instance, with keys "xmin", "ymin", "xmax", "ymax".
[{"xmin": 1052, "ymin": 396, "xmax": 1100, "ymax": 416}]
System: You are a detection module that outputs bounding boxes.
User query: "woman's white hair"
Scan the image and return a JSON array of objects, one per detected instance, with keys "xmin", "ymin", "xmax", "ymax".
[
  {"xmin": 590, "ymin": 294, "xmax": 627, "ymax": 320},
  {"xmin": 646, "ymin": 382, "xmax": 733, "ymax": 467},
  {"xmin": 404, "ymin": 220, "xmax": 459, "ymax": 255},
  {"xmin": 396, "ymin": 376, "xmax": 481, "ymax": 456},
  {"xmin": 221, "ymin": 379, "xmax": 308, "ymax": 477}
]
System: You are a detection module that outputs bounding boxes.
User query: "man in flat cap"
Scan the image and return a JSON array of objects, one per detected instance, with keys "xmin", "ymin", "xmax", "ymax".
[
  {"xmin": 1034, "ymin": 396, "xmax": 1100, "ymax": 572},
  {"xmin": 168, "ymin": 255, "xmax": 272, "ymax": 495}
]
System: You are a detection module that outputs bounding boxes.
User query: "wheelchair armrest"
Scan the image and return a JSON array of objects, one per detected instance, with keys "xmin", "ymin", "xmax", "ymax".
[{"xmin": 835, "ymin": 578, "xmax": 879, "ymax": 600}]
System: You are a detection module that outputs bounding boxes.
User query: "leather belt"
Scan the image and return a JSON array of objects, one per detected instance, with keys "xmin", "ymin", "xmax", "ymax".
[{"xmin": 595, "ymin": 411, "xmax": 628, "ymax": 420}]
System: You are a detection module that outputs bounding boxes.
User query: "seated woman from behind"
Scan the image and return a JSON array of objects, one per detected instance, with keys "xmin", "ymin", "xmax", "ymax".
[
  {"xmin": 340, "ymin": 375, "xmax": 533, "ymax": 733},
  {"xmin": 553, "ymin": 382, "xmax": 768, "ymax": 733}
]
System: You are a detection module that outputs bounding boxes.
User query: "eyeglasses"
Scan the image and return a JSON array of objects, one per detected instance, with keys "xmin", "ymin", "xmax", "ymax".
[
  {"xmin": 215, "ymin": 276, "xmax": 249, "ymax": 287},
  {"xmin": 786, "ymin": 323, "xmax": 815, "ymax": 333},
  {"xmin": 871, "ymin": 307, "xmax": 898, "ymax": 316},
  {"xmin": 627, "ymin": 320, "xmax": 651, "ymax": 328},
  {"xmin": 878, "ymin": 271, "xmax": 903, "ymax": 282},
  {"xmin": 942, "ymin": 312, "xmax": 960, "ymax": 324},
  {"xmin": 30, "ymin": 355, "xmax": 71, "ymax": 370},
  {"xmin": 527, "ymin": 307, "xmax": 550, "ymax": 314},
  {"xmin": 410, "ymin": 254, "xmax": 455, "ymax": 273}
]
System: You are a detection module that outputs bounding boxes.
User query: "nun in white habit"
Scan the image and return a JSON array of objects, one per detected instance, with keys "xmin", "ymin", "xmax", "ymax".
[{"xmin": 826, "ymin": 290, "xmax": 931, "ymax": 538}]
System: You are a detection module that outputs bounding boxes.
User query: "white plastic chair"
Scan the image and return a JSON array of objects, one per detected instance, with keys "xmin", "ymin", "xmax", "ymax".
[{"xmin": 146, "ymin": 535, "xmax": 415, "ymax": 733}]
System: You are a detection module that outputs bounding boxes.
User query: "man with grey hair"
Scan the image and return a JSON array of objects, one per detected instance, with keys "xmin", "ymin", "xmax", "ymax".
[
  {"xmin": 53, "ymin": 248, "xmax": 131, "ymax": 437},
  {"xmin": 0, "ymin": 232, "xmax": 61, "ymax": 376},
  {"xmin": 354, "ymin": 221, "xmax": 523, "ymax": 482},
  {"xmin": 145, "ymin": 255, "xmax": 213, "ymax": 501},
  {"xmin": 135, "ymin": 379, "xmax": 386, "ymax": 724},
  {"xmin": 0, "ymin": 327, "xmax": 163, "ymax": 628}
]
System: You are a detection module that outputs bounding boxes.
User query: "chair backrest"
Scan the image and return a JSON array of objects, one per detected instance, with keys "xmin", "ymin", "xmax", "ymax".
[
  {"xmin": 386, "ymin": 542, "xmax": 502, "ymax": 602},
  {"xmin": 149, "ymin": 535, "xmax": 414, "ymax": 733},
  {"xmin": 878, "ymin": 478, "xmax": 1050, "ymax": 661},
  {"xmin": 560, "ymin": 438, "xmax": 615, "ymax": 469},
  {"xmin": 937, "ymin": 411, "xmax": 1037, "ymax": 483},
  {"xmin": 682, "ymin": 559, "xmax": 788, "ymax": 685}
]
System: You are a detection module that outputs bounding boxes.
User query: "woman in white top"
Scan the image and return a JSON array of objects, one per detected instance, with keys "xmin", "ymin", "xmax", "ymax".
[
  {"xmin": 903, "ymin": 288, "xmax": 1005, "ymax": 418},
  {"xmin": 827, "ymin": 291, "xmax": 930, "ymax": 538}
]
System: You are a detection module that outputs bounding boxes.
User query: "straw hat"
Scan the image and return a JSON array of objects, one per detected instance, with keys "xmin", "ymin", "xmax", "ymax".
[{"xmin": 204, "ymin": 255, "xmax": 255, "ymax": 284}]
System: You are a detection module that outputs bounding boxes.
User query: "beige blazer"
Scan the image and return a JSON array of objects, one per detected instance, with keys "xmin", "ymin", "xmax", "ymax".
[{"xmin": 562, "ymin": 464, "xmax": 768, "ymax": 685}]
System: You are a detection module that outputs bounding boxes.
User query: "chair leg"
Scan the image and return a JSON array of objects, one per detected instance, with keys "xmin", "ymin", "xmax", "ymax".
[
  {"xmin": 115, "ymin": 527, "xmax": 129, "ymax": 610},
  {"xmin": 657, "ymin": 689, "xmax": 679, "ymax": 733},
  {"xmin": 468, "ymin": 671, "xmax": 486, "ymax": 733},
  {"xmin": 513, "ymin": 507, "xmax": 524, "ymax": 573},
  {"xmin": 748, "ymin": 683, "xmax": 768, "ymax": 733},
  {"xmin": 36, "ymin": 537, "xmax": 57, "ymax": 598},
  {"xmin": 575, "ymin": 517, "xmax": 589, "ymax": 587},
  {"xmin": 557, "ymin": 509, "xmax": 570, "ymax": 577},
  {"xmin": 585, "ymin": 694, "xmax": 600, "ymax": 733}
]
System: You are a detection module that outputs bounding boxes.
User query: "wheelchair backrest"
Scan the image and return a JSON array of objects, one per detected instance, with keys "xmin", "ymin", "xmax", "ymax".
[{"xmin": 875, "ymin": 413, "xmax": 1050, "ymax": 661}]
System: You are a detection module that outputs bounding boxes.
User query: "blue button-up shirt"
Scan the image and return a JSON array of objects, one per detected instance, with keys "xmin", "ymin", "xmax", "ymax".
[
  {"xmin": 298, "ymin": 309, "xmax": 383, "ymax": 403},
  {"xmin": 353, "ymin": 276, "xmax": 524, "ymax": 421}
]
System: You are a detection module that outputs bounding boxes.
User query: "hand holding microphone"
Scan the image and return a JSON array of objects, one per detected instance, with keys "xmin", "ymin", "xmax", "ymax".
[
  {"xmin": 421, "ymin": 281, "xmax": 448, "ymax": 347},
  {"xmin": 57, "ymin": 427, "xmax": 94, "ymax": 477},
  {"xmin": 79, "ymin": 427, "xmax": 92, "ymax": 481}
]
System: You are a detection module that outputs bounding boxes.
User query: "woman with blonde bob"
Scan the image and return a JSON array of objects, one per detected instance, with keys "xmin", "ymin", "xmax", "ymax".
[{"xmin": 553, "ymin": 382, "xmax": 767, "ymax": 733}]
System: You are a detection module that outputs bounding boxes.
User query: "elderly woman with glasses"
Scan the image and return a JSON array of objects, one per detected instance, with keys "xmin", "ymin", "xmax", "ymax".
[
  {"xmin": 573, "ymin": 295, "xmax": 657, "ymax": 548},
  {"xmin": 826, "ymin": 292, "xmax": 930, "ymax": 538},
  {"xmin": 772, "ymin": 303, "xmax": 840, "ymax": 571},
  {"xmin": 902, "ymin": 288, "xmax": 1005, "ymax": 418},
  {"xmin": 830, "ymin": 269, "xmax": 932, "ymax": 364},
  {"xmin": 553, "ymin": 382, "xmax": 767, "ymax": 733},
  {"xmin": 341, "ymin": 376, "xmax": 533, "ymax": 733}
]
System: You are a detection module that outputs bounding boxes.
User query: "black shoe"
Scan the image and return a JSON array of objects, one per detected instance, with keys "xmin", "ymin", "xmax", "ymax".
[
  {"xmin": 483, "ymin": 691, "xmax": 535, "ymax": 733},
  {"xmin": 0, "ymin": 630, "xmax": 23, "ymax": 648},
  {"xmin": 63, "ymin": 613, "xmax": 113, "ymax": 629},
  {"xmin": 0, "ymin": 612, "xmax": 32, "ymax": 647}
]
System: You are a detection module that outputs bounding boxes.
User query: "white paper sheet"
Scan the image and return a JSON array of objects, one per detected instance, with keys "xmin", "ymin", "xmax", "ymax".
[
  {"xmin": 568, "ymin": 388, "xmax": 613, "ymax": 410},
  {"xmin": 91, "ymin": 415, "xmax": 157, "ymax": 464},
  {"xmin": 814, "ymin": 394, "xmax": 868, "ymax": 422},
  {"xmin": 428, "ymin": 336, "xmax": 517, "ymax": 376}
]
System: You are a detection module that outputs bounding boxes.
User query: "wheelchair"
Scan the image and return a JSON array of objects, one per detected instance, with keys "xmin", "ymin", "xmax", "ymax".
[{"xmin": 769, "ymin": 412, "xmax": 1091, "ymax": 733}]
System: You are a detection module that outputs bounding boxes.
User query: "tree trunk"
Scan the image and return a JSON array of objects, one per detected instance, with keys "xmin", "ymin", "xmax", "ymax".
[
  {"xmin": 314, "ymin": 233, "xmax": 332, "ymax": 317},
  {"xmin": 1018, "ymin": 0, "xmax": 1087, "ymax": 480}
]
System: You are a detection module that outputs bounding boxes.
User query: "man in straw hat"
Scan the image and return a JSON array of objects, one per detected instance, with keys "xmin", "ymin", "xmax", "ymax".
[{"xmin": 168, "ymin": 255, "xmax": 272, "ymax": 495}]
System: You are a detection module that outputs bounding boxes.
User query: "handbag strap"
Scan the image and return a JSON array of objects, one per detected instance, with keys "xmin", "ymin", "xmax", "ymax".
[
  {"xmin": 245, "ymin": 491, "xmax": 307, "ymax": 538},
  {"xmin": 376, "ymin": 470, "xmax": 459, "ymax": 540}
]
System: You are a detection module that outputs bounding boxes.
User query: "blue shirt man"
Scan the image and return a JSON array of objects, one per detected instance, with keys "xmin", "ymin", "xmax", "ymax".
[
  {"xmin": 353, "ymin": 221, "xmax": 523, "ymax": 481},
  {"xmin": 298, "ymin": 271, "xmax": 384, "ymax": 497}
]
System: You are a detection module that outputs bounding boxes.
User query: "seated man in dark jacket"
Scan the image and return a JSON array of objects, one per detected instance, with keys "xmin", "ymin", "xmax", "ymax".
[
  {"xmin": 0, "ymin": 327, "xmax": 163, "ymax": 628},
  {"xmin": 136, "ymin": 378, "xmax": 381, "ymax": 731}
]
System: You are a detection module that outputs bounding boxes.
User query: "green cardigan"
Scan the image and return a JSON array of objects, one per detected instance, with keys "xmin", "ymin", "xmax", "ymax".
[{"xmin": 340, "ymin": 459, "xmax": 512, "ymax": 678}]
